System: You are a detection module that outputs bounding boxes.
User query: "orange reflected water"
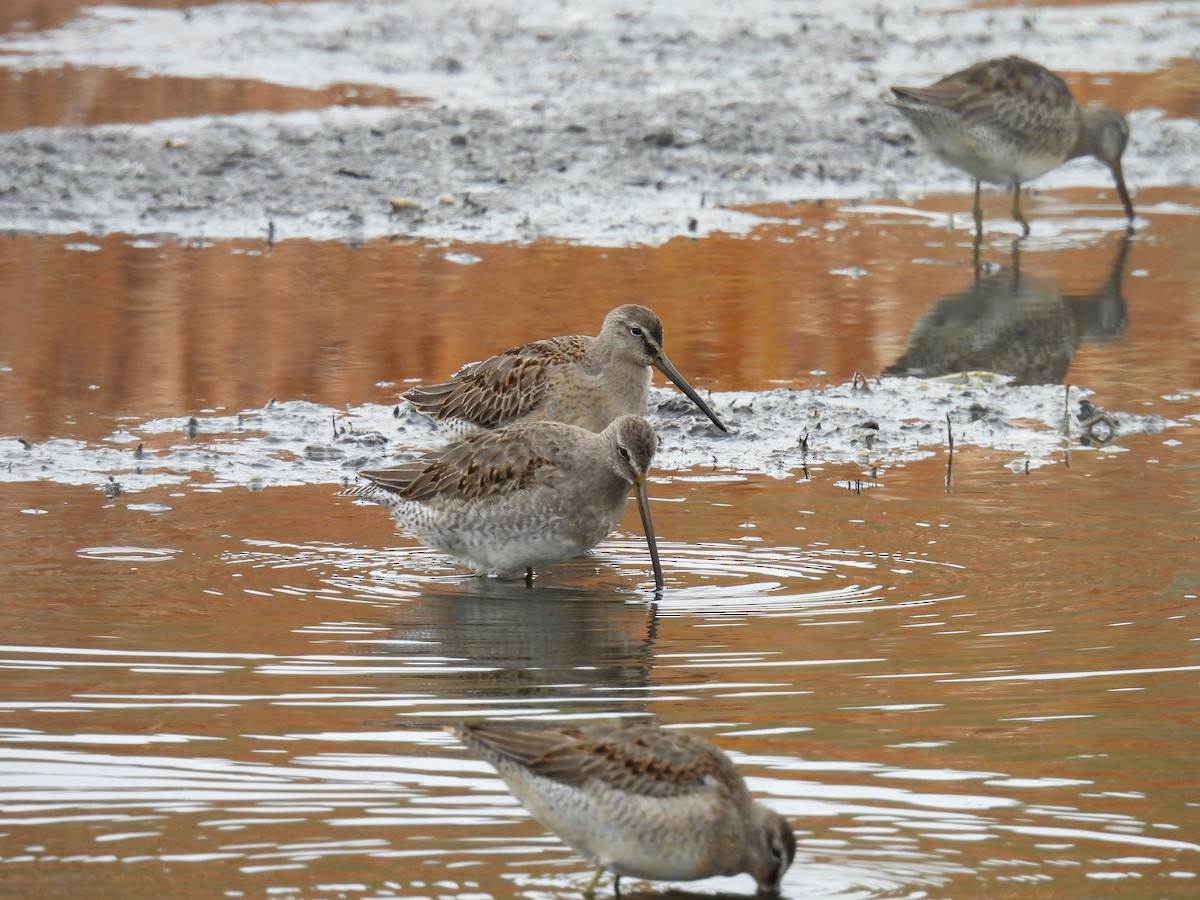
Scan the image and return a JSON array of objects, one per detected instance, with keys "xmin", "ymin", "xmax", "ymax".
[
  {"xmin": 0, "ymin": 1, "xmax": 412, "ymax": 131},
  {"xmin": 0, "ymin": 0, "xmax": 295, "ymax": 35},
  {"xmin": 0, "ymin": 65, "xmax": 418, "ymax": 130},
  {"xmin": 2, "ymin": 187, "xmax": 1197, "ymax": 440},
  {"xmin": 0, "ymin": 438, "xmax": 1197, "ymax": 898}
]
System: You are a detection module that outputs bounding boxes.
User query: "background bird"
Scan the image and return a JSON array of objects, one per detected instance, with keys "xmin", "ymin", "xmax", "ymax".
[{"xmin": 884, "ymin": 55, "xmax": 1134, "ymax": 235}]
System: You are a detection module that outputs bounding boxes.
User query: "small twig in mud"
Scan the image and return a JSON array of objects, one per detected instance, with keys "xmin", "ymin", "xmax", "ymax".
[
  {"xmin": 851, "ymin": 371, "xmax": 871, "ymax": 394},
  {"xmin": 1062, "ymin": 384, "xmax": 1073, "ymax": 468},
  {"xmin": 945, "ymin": 412, "xmax": 954, "ymax": 488}
]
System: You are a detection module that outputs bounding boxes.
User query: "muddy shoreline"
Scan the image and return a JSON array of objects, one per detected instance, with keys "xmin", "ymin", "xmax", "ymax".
[{"xmin": 0, "ymin": 0, "xmax": 1196, "ymax": 245}]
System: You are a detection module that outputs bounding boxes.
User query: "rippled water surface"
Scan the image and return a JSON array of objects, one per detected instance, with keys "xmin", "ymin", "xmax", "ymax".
[{"xmin": 3, "ymin": 3, "xmax": 1200, "ymax": 899}]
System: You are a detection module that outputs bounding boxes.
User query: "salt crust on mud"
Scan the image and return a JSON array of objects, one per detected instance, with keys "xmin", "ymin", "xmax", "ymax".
[
  {"xmin": 0, "ymin": 0, "xmax": 1196, "ymax": 245},
  {"xmin": 0, "ymin": 378, "xmax": 1179, "ymax": 494}
]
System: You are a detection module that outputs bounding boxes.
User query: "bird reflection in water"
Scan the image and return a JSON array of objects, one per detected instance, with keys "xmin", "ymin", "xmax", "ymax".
[
  {"xmin": 372, "ymin": 578, "xmax": 659, "ymax": 715},
  {"xmin": 885, "ymin": 233, "xmax": 1131, "ymax": 387}
]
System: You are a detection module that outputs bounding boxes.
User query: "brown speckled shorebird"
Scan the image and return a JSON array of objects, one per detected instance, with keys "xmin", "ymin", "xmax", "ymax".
[
  {"xmin": 884, "ymin": 55, "xmax": 1134, "ymax": 235},
  {"xmin": 342, "ymin": 414, "xmax": 664, "ymax": 590},
  {"xmin": 450, "ymin": 721, "xmax": 796, "ymax": 897},
  {"xmin": 403, "ymin": 304, "xmax": 727, "ymax": 434}
]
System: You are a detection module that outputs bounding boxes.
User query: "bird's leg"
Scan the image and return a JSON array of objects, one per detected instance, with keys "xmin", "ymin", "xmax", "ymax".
[
  {"xmin": 582, "ymin": 866, "xmax": 607, "ymax": 898},
  {"xmin": 972, "ymin": 179, "xmax": 983, "ymax": 236},
  {"xmin": 1011, "ymin": 183, "xmax": 1030, "ymax": 237},
  {"xmin": 524, "ymin": 567, "xmax": 534, "ymax": 588}
]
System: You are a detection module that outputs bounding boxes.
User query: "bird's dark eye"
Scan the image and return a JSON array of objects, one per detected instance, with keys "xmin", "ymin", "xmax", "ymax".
[
  {"xmin": 618, "ymin": 446, "xmax": 631, "ymax": 460},
  {"xmin": 629, "ymin": 326, "xmax": 644, "ymax": 337}
]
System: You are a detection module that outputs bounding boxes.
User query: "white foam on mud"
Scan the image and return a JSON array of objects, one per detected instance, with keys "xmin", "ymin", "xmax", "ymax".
[{"xmin": 0, "ymin": 376, "xmax": 1181, "ymax": 495}]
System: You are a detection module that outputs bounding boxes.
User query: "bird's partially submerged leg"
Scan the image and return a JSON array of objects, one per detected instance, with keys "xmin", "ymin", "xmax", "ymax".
[{"xmin": 1011, "ymin": 183, "xmax": 1030, "ymax": 237}]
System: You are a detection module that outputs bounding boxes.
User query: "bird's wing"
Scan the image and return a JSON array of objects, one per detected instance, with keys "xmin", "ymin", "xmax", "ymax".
[
  {"xmin": 455, "ymin": 723, "xmax": 740, "ymax": 800},
  {"xmin": 894, "ymin": 56, "xmax": 1076, "ymax": 141},
  {"xmin": 404, "ymin": 335, "xmax": 589, "ymax": 428},
  {"xmin": 356, "ymin": 425, "xmax": 559, "ymax": 502}
]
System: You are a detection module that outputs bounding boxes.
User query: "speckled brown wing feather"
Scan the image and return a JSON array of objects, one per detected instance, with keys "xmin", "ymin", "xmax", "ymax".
[
  {"xmin": 357, "ymin": 425, "xmax": 556, "ymax": 501},
  {"xmin": 893, "ymin": 56, "xmax": 1076, "ymax": 141},
  {"xmin": 404, "ymin": 335, "xmax": 591, "ymax": 428},
  {"xmin": 456, "ymin": 723, "xmax": 739, "ymax": 799}
]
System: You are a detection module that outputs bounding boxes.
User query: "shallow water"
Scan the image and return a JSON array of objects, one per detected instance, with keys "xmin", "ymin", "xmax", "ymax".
[{"xmin": 2, "ymin": 2, "xmax": 1200, "ymax": 899}]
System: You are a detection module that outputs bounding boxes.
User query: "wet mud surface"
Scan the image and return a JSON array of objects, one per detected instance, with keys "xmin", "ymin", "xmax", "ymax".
[
  {"xmin": 0, "ymin": 379, "xmax": 1181, "ymax": 495},
  {"xmin": 0, "ymin": 0, "xmax": 1197, "ymax": 244}
]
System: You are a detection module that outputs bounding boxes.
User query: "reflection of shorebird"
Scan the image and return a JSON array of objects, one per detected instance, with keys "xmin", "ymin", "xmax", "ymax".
[
  {"xmin": 884, "ymin": 56, "xmax": 1135, "ymax": 235},
  {"xmin": 885, "ymin": 234, "xmax": 1131, "ymax": 385},
  {"xmin": 404, "ymin": 304, "xmax": 727, "ymax": 433},
  {"xmin": 343, "ymin": 415, "xmax": 664, "ymax": 589},
  {"xmin": 450, "ymin": 721, "xmax": 795, "ymax": 897},
  {"xmin": 382, "ymin": 588, "xmax": 659, "ymax": 713}
]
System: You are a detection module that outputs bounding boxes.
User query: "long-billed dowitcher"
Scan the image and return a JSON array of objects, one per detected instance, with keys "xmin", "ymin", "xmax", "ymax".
[
  {"xmin": 450, "ymin": 721, "xmax": 795, "ymax": 897},
  {"xmin": 884, "ymin": 56, "xmax": 1134, "ymax": 235},
  {"xmin": 342, "ymin": 414, "xmax": 664, "ymax": 589},
  {"xmin": 403, "ymin": 304, "xmax": 727, "ymax": 434}
]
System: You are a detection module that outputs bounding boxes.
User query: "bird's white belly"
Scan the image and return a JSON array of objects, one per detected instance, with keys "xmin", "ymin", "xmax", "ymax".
[
  {"xmin": 914, "ymin": 124, "xmax": 1064, "ymax": 186},
  {"xmin": 400, "ymin": 488, "xmax": 625, "ymax": 575}
]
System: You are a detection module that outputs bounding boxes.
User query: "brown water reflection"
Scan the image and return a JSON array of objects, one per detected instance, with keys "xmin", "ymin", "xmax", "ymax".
[
  {"xmin": 0, "ymin": 0, "xmax": 301, "ymax": 35},
  {"xmin": 885, "ymin": 234, "xmax": 1130, "ymax": 384},
  {"xmin": 0, "ymin": 2, "xmax": 414, "ymax": 131},
  {"xmin": 1, "ymin": 436, "xmax": 1197, "ymax": 897},
  {"xmin": 0, "ymin": 65, "xmax": 417, "ymax": 131},
  {"xmin": 3, "ymin": 186, "xmax": 1198, "ymax": 443}
]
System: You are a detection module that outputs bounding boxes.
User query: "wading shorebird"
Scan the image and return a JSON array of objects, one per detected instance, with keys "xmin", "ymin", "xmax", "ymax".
[
  {"xmin": 403, "ymin": 304, "xmax": 727, "ymax": 434},
  {"xmin": 884, "ymin": 55, "xmax": 1134, "ymax": 235},
  {"xmin": 342, "ymin": 414, "xmax": 664, "ymax": 590},
  {"xmin": 450, "ymin": 721, "xmax": 796, "ymax": 897}
]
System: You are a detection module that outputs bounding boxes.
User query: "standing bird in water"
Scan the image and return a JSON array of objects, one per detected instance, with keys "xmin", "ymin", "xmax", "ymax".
[
  {"xmin": 884, "ymin": 56, "xmax": 1134, "ymax": 235},
  {"xmin": 450, "ymin": 721, "xmax": 796, "ymax": 897},
  {"xmin": 342, "ymin": 415, "xmax": 664, "ymax": 590},
  {"xmin": 403, "ymin": 304, "xmax": 727, "ymax": 434}
]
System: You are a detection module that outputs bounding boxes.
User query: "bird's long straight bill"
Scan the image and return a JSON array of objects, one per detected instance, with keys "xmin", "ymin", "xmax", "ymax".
[
  {"xmin": 655, "ymin": 353, "xmax": 728, "ymax": 433},
  {"xmin": 634, "ymin": 477, "xmax": 664, "ymax": 592},
  {"xmin": 1110, "ymin": 159, "xmax": 1135, "ymax": 222}
]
